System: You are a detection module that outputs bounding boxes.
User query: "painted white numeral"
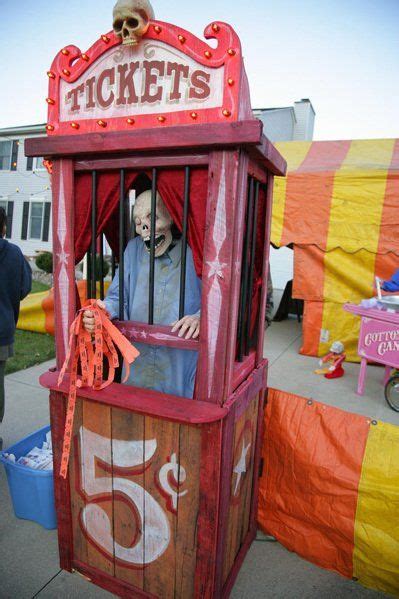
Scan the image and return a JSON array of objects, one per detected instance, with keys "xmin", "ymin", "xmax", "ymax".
[{"xmin": 79, "ymin": 426, "xmax": 170, "ymax": 565}]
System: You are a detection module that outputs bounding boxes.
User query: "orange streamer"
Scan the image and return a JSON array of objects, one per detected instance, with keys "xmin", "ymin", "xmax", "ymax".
[{"xmin": 57, "ymin": 300, "xmax": 139, "ymax": 478}]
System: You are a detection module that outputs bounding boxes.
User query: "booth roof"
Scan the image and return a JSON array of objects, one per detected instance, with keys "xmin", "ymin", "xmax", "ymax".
[{"xmin": 271, "ymin": 138, "xmax": 399, "ymax": 255}]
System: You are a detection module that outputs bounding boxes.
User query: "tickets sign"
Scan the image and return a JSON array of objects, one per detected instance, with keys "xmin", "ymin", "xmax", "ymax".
[{"xmin": 46, "ymin": 20, "xmax": 242, "ymax": 134}]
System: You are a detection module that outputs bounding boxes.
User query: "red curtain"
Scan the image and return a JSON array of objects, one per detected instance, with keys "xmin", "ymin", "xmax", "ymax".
[{"xmin": 74, "ymin": 168, "xmax": 208, "ymax": 277}]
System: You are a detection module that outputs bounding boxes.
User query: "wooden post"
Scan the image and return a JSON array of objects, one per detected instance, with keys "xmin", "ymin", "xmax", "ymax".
[
  {"xmin": 50, "ymin": 159, "xmax": 75, "ymax": 571},
  {"xmin": 223, "ymin": 152, "xmax": 250, "ymax": 399},
  {"xmin": 51, "ymin": 158, "xmax": 76, "ymax": 368},
  {"xmin": 256, "ymin": 175, "xmax": 274, "ymax": 365},
  {"xmin": 196, "ymin": 150, "xmax": 240, "ymax": 404}
]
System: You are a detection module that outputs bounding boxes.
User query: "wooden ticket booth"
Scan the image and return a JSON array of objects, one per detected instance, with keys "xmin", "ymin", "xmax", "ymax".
[{"xmin": 26, "ymin": 11, "xmax": 286, "ymax": 598}]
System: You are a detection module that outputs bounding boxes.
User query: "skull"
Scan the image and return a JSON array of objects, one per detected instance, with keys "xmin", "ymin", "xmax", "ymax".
[
  {"xmin": 133, "ymin": 190, "xmax": 173, "ymax": 257},
  {"xmin": 112, "ymin": 0, "xmax": 155, "ymax": 46}
]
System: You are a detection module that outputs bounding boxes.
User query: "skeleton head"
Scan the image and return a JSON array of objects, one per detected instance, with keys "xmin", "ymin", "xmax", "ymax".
[
  {"xmin": 112, "ymin": 0, "xmax": 154, "ymax": 46},
  {"xmin": 134, "ymin": 190, "xmax": 173, "ymax": 257}
]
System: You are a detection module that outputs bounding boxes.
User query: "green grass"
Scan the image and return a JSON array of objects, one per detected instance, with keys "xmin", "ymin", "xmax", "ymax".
[
  {"xmin": 31, "ymin": 280, "xmax": 51, "ymax": 293},
  {"xmin": 5, "ymin": 330, "xmax": 55, "ymax": 375}
]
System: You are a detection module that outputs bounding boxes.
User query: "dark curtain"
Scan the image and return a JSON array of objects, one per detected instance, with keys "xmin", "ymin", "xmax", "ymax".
[{"xmin": 74, "ymin": 168, "xmax": 208, "ymax": 277}]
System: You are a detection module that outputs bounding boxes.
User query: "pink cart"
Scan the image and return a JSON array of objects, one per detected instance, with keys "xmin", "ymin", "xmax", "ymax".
[{"xmin": 344, "ymin": 303, "xmax": 399, "ymax": 400}]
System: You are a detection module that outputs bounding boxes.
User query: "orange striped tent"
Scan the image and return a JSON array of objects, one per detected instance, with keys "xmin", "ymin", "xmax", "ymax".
[
  {"xmin": 272, "ymin": 139, "xmax": 399, "ymax": 361},
  {"xmin": 258, "ymin": 389, "xmax": 399, "ymax": 595}
]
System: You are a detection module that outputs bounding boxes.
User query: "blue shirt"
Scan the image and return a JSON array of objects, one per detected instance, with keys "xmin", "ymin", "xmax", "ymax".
[{"xmin": 105, "ymin": 237, "xmax": 201, "ymax": 398}]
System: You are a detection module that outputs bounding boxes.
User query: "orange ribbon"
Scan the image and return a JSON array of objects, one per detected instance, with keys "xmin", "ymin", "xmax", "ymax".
[{"xmin": 57, "ymin": 300, "xmax": 140, "ymax": 478}]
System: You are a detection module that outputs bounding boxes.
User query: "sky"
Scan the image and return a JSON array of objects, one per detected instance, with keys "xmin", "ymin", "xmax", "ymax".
[{"xmin": 0, "ymin": 0, "xmax": 398, "ymax": 140}]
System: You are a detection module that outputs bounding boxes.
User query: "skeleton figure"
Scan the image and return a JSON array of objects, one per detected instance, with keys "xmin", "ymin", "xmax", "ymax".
[
  {"xmin": 112, "ymin": 0, "xmax": 155, "ymax": 46},
  {"xmin": 133, "ymin": 190, "xmax": 173, "ymax": 257},
  {"xmin": 83, "ymin": 191, "xmax": 201, "ymax": 398}
]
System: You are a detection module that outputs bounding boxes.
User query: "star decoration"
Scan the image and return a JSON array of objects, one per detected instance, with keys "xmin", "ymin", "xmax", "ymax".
[
  {"xmin": 56, "ymin": 249, "xmax": 69, "ymax": 266},
  {"xmin": 233, "ymin": 440, "xmax": 251, "ymax": 496},
  {"xmin": 207, "ymin": 259, "xmax": 227, "ymax": 279}
]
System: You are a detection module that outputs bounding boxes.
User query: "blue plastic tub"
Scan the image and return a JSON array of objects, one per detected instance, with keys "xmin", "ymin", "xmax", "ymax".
[{"xmin": 0, "ymin": 425, "xmax": 57, "ymax": 529}]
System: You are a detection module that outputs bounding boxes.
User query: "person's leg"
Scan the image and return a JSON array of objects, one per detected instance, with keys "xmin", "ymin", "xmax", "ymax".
[
  {"xmin": 0, "ymin": 360, "xmax": 5, "ymax": 424},
  {"xmin": 0, "ymin": 360, "xmax": 5, "ymax": 450}
]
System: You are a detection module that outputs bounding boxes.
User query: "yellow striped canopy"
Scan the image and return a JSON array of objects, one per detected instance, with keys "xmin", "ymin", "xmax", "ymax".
[{"xmin": 271, "ymin": 139, "xmax": 399, "ymax": 361}]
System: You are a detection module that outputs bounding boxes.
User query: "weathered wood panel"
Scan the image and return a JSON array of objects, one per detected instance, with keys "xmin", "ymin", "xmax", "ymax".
[
  {"xmin": 222, "ymin": 394, "xmax": 259, "ymax": 583},
  {"xmin": 175, "ymin": 424, "xmax": 202, "ymax": 599},
  {"xmin": 50, "ymin": 390, "xmax": 73, "ymax": 571},
  {"xmin": 112, "ymin": 407, "xmax": 145, "ymax": 589},
  {"xmin": 69, "ymin": 398, "xmax": 87, "ymax": 565},
  {"xmin": 194, "ymin": 420, "xmax": 223, "ymax": 598},
  {"xmin": 143, "ymin": 417, "xmax": 179, "ymax": 598},
  {"xmin": 81, "ymin": 400, "xmax": 114, "ymax": 575}
]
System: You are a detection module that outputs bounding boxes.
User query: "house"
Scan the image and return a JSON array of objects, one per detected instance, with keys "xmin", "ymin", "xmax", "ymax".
[{"xmin": 0, "ymin": 123, "xmax": 50, "ymax": 256}]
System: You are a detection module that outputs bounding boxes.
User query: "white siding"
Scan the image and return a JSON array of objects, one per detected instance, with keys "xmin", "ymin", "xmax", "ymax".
[
  {"xmin": 0, "ymin": 134, "xmax": 52, "ymax": 256},
  {"xmin": 293, "ymin": 100, "xmax": 315, "ymax": 141},
  {"xmin": 257, "ymin": 108, "xmax": 295, "ymax": 142}
]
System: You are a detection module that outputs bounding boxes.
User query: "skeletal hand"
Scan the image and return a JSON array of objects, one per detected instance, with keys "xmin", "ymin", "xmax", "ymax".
[
  {"xmin": 171, "ymin": 315, "xmax": 200, "ymax": 339},
  {"xmin": 82, "ymin": 299, "xmax": 107, "ymax": 334}
]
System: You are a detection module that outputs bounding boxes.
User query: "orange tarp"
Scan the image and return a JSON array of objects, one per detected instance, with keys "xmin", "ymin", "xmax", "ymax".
[
  {"xmin": 258, "ymin": 388, "xmax": 399, "ymax": 595},
  {"xmin": 258, "ymin": 388, "xmax": 369, "ymax": 578}
]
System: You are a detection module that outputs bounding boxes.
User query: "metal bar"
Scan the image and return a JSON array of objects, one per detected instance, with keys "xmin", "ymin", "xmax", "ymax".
[
  {"xmin": 118, "ymin": 169, "xmax": 125, "ymax": 321},
  {"xmin": 179, "ymin": 166, "xmax": 190, "ymax": 319},
  {"xmin": 91, "ymin": 170, "xmax": 97, "ymax": 299},
  {"xmin": 86, "ymin": 248, "xmax": 92, "ymax": 299},
  {"xmin": 111, "ymin": 252, "xmax": 116, "ymax": 278},
  {"xmin": 244, "ymin": 180, "xmax": 259, "ymax": 355},
  {"xmin": 148, "ymin": 168, "xmax": 157, "ymax": 325},
  {"xmin": 237, "ymin": 177, "xmax": 255, "ymax": 361},
  {"xmin": 99, "ymin": 232, "xmax": 105, "ymax": 300}
]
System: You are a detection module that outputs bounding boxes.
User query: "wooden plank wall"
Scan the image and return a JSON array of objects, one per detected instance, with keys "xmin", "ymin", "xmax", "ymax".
[
  {"xmin": 69, "ymin": 397, "xmax": 202, "ymax": 598},
  {"xmin": 222, "ymin": 394, "xmax": 260, "ymax": 584}
]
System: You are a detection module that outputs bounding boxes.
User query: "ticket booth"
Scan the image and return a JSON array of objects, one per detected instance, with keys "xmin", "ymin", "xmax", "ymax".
[{"xmin": 26, "ymin": 12, "xmax": 286, "ymax": 598}]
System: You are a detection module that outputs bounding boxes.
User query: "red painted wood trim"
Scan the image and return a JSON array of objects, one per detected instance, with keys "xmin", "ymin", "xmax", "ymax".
[
  {"xmin": 256, "ymin": 175, "xmax": 274, "ymax": 365},
  {"xmin": 248, "ymin": 391, "xmax": 266, "ymax": 540},
  {"xmin": 224, "ymin": 153, "xmax": 249, "ymax": 398},
  {"xmin": 214, "ymin": 406, "xmax": 236, "ymax": 596},
  {"xmin": 195, "ymin": 150, "xmax": 240, "ymax": 404},
  {"xmin": 52, "ymin": 159, "xmax": 76, "ymax": 368},
  {"xmin": 225, "ymin": 361, "xmax": 267, "ymax": 420},
  {"xmin": 231, "ymin": 351, "xmax": 256, "ymax": 392},
  {"xmin": 50, "ymin": 391, "xmax": 73, "ymax": 571},
  {"xmin": 221, "ymin": 527, "xmax": 256, "ymax": 599},
  {"xmin": 74, "ymin": 153, "xmax": 209, "ymax": 171},
  {"xmin": 114, "ymin": 320, "xmax": 199, "ymax": 351},
  {"xmin": 25, "ymin": 120, "xmax": 262, "ymax": 157},
  {"xmin": 73, "ymin": 559, "xmax": 156, "ymax": 598},
  {"xmin": 247, "ymin": 158, "xmax": 267, "ymax": 184},
  {"xmin": 249, "ymin": 135, "xmax": 287, "ymax": 177},
  {"xmin": 40, "ymin": 371, "xmax": 227, "ymax": 424},
  {"xmin": 194, "ymin": 420, "xmax": 223, "ymax": 598}
]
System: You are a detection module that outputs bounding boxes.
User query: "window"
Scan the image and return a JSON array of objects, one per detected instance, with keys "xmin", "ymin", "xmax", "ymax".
[
  {"xmin": 29, "ymin": 202, "xmax": 44, "ymax": 239},
  {"xmin": 0, "ymin": 199, "xmax": 14, "ymax": 238},
  {"xmin": 0, "ymin": 140, "xmax": 18, "ymax": 171},
  {"xmin": 26, "ymin": 156, "xmax": 46, "ymax": 171},
  {"xmin": 21, "ymin": 200, "xmax": 51, "ymax": 241},
  {"xmin": 34, "ymin": 157, "xmax": 45, "ymax": 171}
]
